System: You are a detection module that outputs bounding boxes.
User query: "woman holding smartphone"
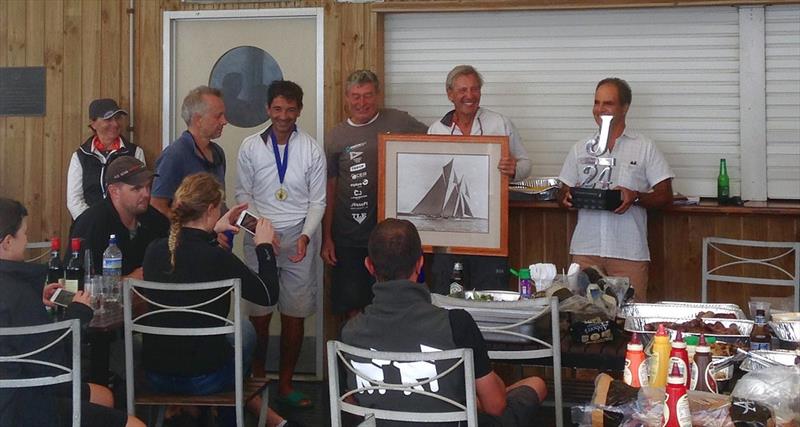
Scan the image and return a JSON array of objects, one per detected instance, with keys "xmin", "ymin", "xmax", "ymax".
[
  {"xmin": 0, "ymin": 198, "xmax": 144, "ymax": 427},
  {"xmin": 141, "ymin": 173, "xmax": 294, "ymax": 427}
]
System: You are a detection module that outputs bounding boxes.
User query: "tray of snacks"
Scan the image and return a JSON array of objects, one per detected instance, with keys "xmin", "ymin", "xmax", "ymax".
[
  {"xmin": 431, "ymin": 293, "xmax": 550, "ymax": 343},
  {"xmin": 624, "ymin": 316, "xmax": 753, "ymax": 346},
  {"xmin": 619, "ymin": 302, "xmax": 746, "ymax": 320},
  {"xmin": 740, "ymin": 349, "xmax": 800, "ymax": 372}
]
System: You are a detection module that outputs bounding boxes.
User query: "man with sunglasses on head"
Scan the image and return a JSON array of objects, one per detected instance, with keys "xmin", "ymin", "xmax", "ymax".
[{"xmin": 427, "ymin": 65, "xmax": 531, "ymax": 295}]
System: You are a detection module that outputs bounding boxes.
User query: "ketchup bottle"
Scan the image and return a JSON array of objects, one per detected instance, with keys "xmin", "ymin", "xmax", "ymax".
[
  {"xmin": 624, "ymin": 332, "xmax": 648, "ymax": 387},
  {"xmin": 668, "ymin": 331, "xmax": 691, "ymax": 389},
  {"xmin": 663, "ymin": 362, "xmax": 692, "ymax": 427}
]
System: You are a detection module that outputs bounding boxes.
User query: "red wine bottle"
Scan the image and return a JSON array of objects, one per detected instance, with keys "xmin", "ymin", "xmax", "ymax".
[{"xmin": 64, "ymin": 238, "xmax": 84, "ymax": 292}]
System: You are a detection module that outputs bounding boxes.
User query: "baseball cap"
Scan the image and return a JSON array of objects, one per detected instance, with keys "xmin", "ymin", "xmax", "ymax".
[
  {"xmin": 105, "ymin": 156, "xmax": 155, "ymax": 186},
  {"xmin": 89, "ymin": 98, "xmax": 128, "ymax": 121}
]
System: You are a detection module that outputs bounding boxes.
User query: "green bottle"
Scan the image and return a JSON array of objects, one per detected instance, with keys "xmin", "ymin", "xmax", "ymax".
[{"xmin": 717, "ymin": 159, "xmax": 730, "ymax": 202}]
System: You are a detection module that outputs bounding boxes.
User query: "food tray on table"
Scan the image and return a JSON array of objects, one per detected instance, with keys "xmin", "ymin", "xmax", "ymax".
[
  {"xmin": 624, "ymin": 316, "xmax": 753, "ymax": 346},
  {"xmin": 740, "ymin": 350, "xmax": 800, "ymax": 372},
  {"xmin": 431, "ymin": 293, "xmax": 550, "ymax": 344},
  {"xmin": 619, "ymin": 302, "xmax": 746, "ymax": 320}
]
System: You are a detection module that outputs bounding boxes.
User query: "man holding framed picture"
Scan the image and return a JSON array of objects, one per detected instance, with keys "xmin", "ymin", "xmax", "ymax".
[{"xmin": 427, "ymin": 65, "xmax": 531, "ymax": 294}]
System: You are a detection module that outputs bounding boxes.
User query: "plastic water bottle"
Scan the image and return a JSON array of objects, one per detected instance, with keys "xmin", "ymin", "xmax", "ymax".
[{"xmin": 102, "ymin": 234, "xmax": 123, "ymax": 303}]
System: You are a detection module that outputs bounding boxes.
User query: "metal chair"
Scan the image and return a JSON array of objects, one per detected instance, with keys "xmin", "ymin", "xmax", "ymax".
[
  {"xmin": 431, "ymin": 295, "xmax": 564, "ymax": 427},
  {"xmin": 0, "ymin": 319, "xmax": 82, "ymax": 427},
  {"xmin": 702, "ymin": 237, "xmax": 800, "ymax": 311},
  {"xmin": 327, "ymin": 340, "xmax": 478, "ymax": 426},
  {"xmin": 123, "ymin": 278, "xmax": 269, "ymax": 427}
]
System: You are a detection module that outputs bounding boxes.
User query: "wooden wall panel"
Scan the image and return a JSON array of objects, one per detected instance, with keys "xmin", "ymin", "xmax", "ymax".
[
  {"xmin": 43, "ymin": 0, "xmax": 65, "ymax": 238},
  {"xmin": 4, "ymin": 0, "xmax": 798, "ymax": 247},
  {"xmin": 510, "ymin": 205, "xmax": 800, "ymax": 310},
  {"xmin": 24, "ymin": 0, "xmax": 45, "ymax": 242}
]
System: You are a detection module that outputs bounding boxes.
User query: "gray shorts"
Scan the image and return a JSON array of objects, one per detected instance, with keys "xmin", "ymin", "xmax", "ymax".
[{"xmin": 242, "ymin": 221, "xmax": 319, "ymax": 318}]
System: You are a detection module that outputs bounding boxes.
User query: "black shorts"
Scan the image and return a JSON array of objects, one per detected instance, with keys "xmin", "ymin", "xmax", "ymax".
[
  {"xmin": 330, "ymin": 246, "xmax": 375, "ymax": 314},
  {"xmin": 479, "ymin": 385, "xmax": 541, "ymax": 427},
  {"xmin": 55, "ymin": 382, "xmax": 128, "ymax": 427}
]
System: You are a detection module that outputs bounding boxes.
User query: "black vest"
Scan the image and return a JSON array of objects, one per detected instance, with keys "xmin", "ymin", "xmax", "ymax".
[
  {"xmin": 342, "ymin": 280, "xmax": 466, "ymax": 427},
  {"xmin": 75, "ymin": 136, "xmax": 140, "ymax": 207}
]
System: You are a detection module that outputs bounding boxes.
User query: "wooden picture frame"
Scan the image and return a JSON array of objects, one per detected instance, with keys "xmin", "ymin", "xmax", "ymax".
[{"xmin": 378, "ymin": 134, "xmax": 509, "ymax": 257}]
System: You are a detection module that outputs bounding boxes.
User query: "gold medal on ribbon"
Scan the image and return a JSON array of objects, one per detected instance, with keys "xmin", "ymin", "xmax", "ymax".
[{"xmin": 275, "ymin": 187, "xmax": 288, "ymax": 201}]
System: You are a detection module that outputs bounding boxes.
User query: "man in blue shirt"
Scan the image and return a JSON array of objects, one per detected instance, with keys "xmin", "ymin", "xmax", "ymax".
[{"xmin": 151, "ymin": 86, "xmax": 228, "ymax": 219}]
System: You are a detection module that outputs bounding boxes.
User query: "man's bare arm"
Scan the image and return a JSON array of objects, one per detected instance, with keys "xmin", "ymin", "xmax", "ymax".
[
  {"xmin": 638, "ymin": 178, "xmax": 673, "ymax": 209},
  {"xmin": 320, "ymin": 177, "xmax": 337, "ymax": 265},
  {"xmin": 150, "ymin": 196, "xmax": 172, "ymax": 218}
]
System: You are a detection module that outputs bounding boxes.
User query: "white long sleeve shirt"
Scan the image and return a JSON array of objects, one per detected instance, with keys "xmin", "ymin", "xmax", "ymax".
[
  {"xmin": 236, "ymin": 126, "xmax": 326, "ymax": 237},
  {"xmin": 66, "ymin": 140, "xmax": 146, "ymax": 219},
  {"xmin": 428, "ymin": 107, "xmax": 531, "ymax": 181}
]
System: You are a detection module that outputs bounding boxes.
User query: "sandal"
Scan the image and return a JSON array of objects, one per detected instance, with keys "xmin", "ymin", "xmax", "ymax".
[{"xmin": 275, "ymin": 390, "xmax": 314, "ymax": 409}]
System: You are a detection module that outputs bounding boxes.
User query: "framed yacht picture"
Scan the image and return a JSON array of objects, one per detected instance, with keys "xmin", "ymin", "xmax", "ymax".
[{"xmin": 378, "ymin": 134, "xmax": 509, "ymax": 256}]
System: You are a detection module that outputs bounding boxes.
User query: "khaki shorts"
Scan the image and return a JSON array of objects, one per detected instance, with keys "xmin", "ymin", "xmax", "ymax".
[{"xmin": 242, "ymin": 221, "xmax": 319, "ymax": 318}]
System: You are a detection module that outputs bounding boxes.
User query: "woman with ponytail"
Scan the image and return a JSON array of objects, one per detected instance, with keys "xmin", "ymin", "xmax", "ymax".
[{"xmin": 141, "ymin": 173, "xmax": 292, "ymax": 426}]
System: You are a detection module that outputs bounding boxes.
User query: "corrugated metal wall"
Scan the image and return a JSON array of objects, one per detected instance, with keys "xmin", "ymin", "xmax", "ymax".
[
  {"xmin": 385, "ymin": 6, "xmax": 799, "ymax": 198},
  {"xmin": 766, "ymin": 6, "xmax": 800, "ymax": 199}
]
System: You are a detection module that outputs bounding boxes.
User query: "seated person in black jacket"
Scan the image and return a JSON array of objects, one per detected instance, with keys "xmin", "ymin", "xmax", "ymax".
[
  {"xmin": 142, "ymin": 172, "xmax": 293, "ymax": 427},
  {"xmin": 70, "ymin": 156, "xmax": 169, "ymax": 280},
  {"xmin": 342, "ymin": 219, "xmax": 547, "ymax": 427},
  {"xmin": 0, "ymin": 198, "xmax": 144, "ymax": 427}
]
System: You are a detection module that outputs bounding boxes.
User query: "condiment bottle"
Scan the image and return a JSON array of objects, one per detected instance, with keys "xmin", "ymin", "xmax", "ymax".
[
  {"xmin": 750, "ymin": 309, "xmax": 771, "ymax": 350},
  {"xmin": 684, "ymin": 335, "xmax": 699, "ymax": 364},
  {"xmin": 691, "ymin": 333, "xmax": 717, "ymax": 393},
  {"xmin": 668, "ymin": 331, "xmax": 691, "ymax": 388},
  {"xmin": 650, "ymin": 323, "xmax": 672, "ymax": 387},
  {"xmin": 516, "ymin": 268, "xmax": 533, "ymax": 300},
  {"xmin": 624, "ymin": 332, "xmax": 648, "ymax": 388},
  {"xmin": 449, "ymin": 262, "xmax": 465, "ymax": 297},
  {"xmin": 663, "ymin": 362, "xmax": 692, "ymax": 427}
]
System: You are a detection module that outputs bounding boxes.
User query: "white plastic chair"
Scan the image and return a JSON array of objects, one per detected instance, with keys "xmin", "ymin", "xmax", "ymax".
[
  {"xmin": 123, "ymin": 278, "xmax": 269, "ymax": 427},
  {"xmin": 328, "ymin": 340, "xmax": 478, "ymax": 426},
  {"xmin": 0, "ymin": 319, "xmax": 82, "ymax": 427},
  {"xmin": 702, "ymin": 237, "xmax": 800, "ymax": 311}
]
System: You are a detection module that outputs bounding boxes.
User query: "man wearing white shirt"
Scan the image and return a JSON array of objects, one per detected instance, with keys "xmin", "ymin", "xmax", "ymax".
[
  {"xmin": 558, "ymin": 78, "xmax": 674, "ymax": 301},
  {"xmin": 427, "ymin": 65, "xmax": 531, "ymax": 294},
  {"xmin": 236, "ymin": 80, "xmax": 326, "ymax": 408}
]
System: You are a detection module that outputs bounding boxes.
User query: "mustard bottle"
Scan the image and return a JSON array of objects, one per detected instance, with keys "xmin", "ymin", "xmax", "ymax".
[{"xmin": 650, "ymin": 323, "xmax": 672, "ymax": 387}]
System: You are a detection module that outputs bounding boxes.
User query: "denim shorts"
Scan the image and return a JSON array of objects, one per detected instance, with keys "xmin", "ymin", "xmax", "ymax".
[{"xmin": 145, "ymin": 320, "xmax": 256, "ymax": 395}]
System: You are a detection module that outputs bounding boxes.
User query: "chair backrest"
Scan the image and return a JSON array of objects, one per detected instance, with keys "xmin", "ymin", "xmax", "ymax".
[
  {"xmin": 327, "ymin": 340, "xmax": 478, "ymax": 427},
  {"xmin": 0, "ymin": 319, "xmax": 81, "ymax": 427},
  {"xmin": 429, "ymin": 295, "xmax": 563, "ymax": 427},
  {"xmin": 123, "ymin": 278, "xmax": 245, "ymax": 425},
  {"xmin": 702, "ymin": 237, "xmax": 800, "ymax": 311}
]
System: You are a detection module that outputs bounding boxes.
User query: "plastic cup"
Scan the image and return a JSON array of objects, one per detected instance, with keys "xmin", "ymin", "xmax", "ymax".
[{"xmin": 748, "ymin": 300, "xmax": 771, "ymax": 320}]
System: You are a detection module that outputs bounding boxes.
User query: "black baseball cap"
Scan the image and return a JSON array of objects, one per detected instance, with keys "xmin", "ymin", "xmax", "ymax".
[
  {"xmin": 105, "ymin": 156, "xmax": 155, "ymax": 186},
  {"xmin": 89, "ymin": 98, "xmax": 128, "ymax": 121}
]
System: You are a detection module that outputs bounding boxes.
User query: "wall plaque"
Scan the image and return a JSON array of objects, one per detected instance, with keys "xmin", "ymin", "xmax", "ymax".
[{"xmin": 0, "ymin": 67, "xmax": 46, "ymax": 116}]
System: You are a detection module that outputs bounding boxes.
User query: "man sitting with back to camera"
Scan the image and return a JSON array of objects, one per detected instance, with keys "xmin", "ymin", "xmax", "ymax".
[{"xmin": 342, "ymin": 218, "xmax": 546, "ymax": 426}]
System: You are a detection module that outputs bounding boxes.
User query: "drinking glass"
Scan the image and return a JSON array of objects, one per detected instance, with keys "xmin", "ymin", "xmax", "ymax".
[
  {"xmin": 85, "ymin": 275, "xmax": 106, "ymax": 314},
  {"xmin": 105, "ymin": 275, "xmax": 121, "ymax": 305}
]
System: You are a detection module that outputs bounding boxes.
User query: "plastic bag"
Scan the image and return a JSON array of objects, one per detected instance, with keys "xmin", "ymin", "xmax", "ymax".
[
  {"xmin": 571, "ymin": 374, "xmax": 735, "ymax": 427},
  {"xmin": 731, "ymin": 365, "xmax": 800, "ymax": 425}
]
